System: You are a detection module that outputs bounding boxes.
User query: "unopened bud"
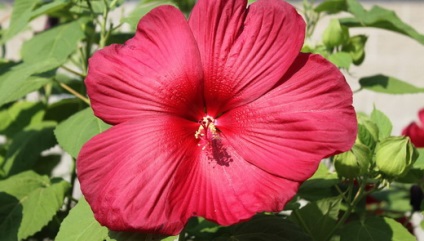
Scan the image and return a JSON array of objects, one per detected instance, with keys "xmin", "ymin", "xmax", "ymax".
[
  {"xmin": 334, "ymin": 143, "xmax": 371, "ymax": 178},
  {"xmin": 323, "ymin": 19, "xmax": 349, "ymax": 48},
  {"xmin": 375, "ymin": 136, "xmax": 418, "ymax": 178}
]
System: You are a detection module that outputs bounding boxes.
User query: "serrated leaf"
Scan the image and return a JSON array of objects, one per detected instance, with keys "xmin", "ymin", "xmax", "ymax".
[
  {"xmin": 370, "ymin": 108, "xmax": 392, "ymax": 140},
  {"xmin": 21, "ymin": 20, "xmax": 85, "ymax": 65},
  {"xmin": 227, "ymin": 215, "xmax": 312, "ymax": 241},
  {"xmin": 1, "ymin": 122, "xmax": 57, "ymax": 177},
  {"xmin": 290, "ymin": 197, "xmax": 341, "ymax": 241},
  {"xmin": 1, "ymin": 0, "xmax": 39, "ymax": 43},
  {"xmin": 341, "ymin": 0, "xmax": 424, "ymax": 45},
  {"xmin": 341, "ymin": 217, "xmax": 415, "ymax": 241},
  {"xmin": 359, "ymin": 75, "xmax": 424, "ymax": 94},
  {"xmin": 55, "ymin": 198, "xmax": 109, "ymax": 241},
  {"xmin": 55, "ymin": 108, "xmax": 110, "ymax": 158},
  {"xmin": 0, "ymin": 171, "xmax": 70, "ymax": 240},
  {"xmin": 56, "ymin": 198, "xmax": 175, "ymax": 241},
  {"xmin": 122, "ymin": 0, "xmax": 176, "ymax": 31},
  {"xmin": 0, "ymin": 61, "xmax": 57, "ymax": 107},
  {"xmin": 0, "ymin": 101, "xmax": 45, "ymax": 137}
]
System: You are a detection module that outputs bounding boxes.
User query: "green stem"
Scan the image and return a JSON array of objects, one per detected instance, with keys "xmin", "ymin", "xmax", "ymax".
[
  {"xmin": 54, "ymin": 78, "xmax": 90, "ymax": 105},
  {"xmin": 61, "ymin": 65, "xmax": 86, "ymax": 78},
  {"xmin": 293, "ymin": 208, "xmax": 316, "ymax": 241},
  {"xmin": 66, "ymin": 158, "xmax": 78, "ymax": 212},
  {"xmin": 324, "ymin": 178, "xmax": 368, "ymax": 241},
  {"xmin": 99, "ymin": 0, "xmax": 111, "ymax": 49}
]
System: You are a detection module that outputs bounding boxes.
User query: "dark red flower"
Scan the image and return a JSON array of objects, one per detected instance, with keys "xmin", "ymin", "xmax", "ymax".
[
  {"xmin": 77, "ymin": 0, "xmax": 357, "ymax": 235},
  {"xmin": 402, "ymin": 108, "xmax": 424, "ymax": 147}
]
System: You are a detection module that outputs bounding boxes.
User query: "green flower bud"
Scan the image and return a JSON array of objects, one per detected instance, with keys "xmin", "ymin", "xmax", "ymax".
[
  {"xmin": 334, "ymin": 143, "xmax": 371, "ymax": 178},
  {"xmin": 375, "ymin": 136, "xmax": 418, "ymax": 178},
  {"xmin": 323, "ymin": 19, "xmax": 350, "ymax": 48}
]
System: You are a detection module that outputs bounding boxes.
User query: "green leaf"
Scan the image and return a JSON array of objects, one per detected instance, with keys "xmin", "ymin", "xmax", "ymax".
[
  {"xmin": 21, "ymin": 20, "xmax": 85, "ymax": 65},
  {"xmin": 412, "ymin": 148, "xmax": 424, "ymax": 170},
  {"xmin": 0, "ymin": 61, "xmax": 57, "ymax": 107},
  {"xmin": 290, "ymin": 197, "xmax": 341, "ymax": 241},
  {"xmin": 370, "ymin": 185, "xmax": 411, "ymax": 213},
  {"xmin": 341, "ymin": 217, "xmax": 415, "ymax": 241},
  {"xmin": 315, "ymin": 0, "xmax": 347, "ymax": 14},
  {"xmin": 56, "ymin": 198, "xmax": 175, "ymax": 241},
  {"xmin": 31, "ymin": 0, "xmax": 71, "ymax": 19},
  {"xmin": 342, "ymin": 35, "xmax": 367, "ymax": 65},
  {"xmin": 225, "ymin": 214, "xmax": 312, "ymax": 241},
  {"xmin": 1, "ymin": 0, "xmax": 39, "ymax": 43},
  {"xmin": 328, "ymin": 52, "xmax": 352, "ymax": 69},
  {"xmin": 359, "ymin": 75, "xmax": 424, "ymax": 94},
  {"xmin": 341, "ymin": 0, "xmax": 424, "ymax": 45},
  {"xmin": 33, "ymin": 154, "xmax": 62, "ymax": 176},
  {"xmin": 55, "ymin": 198, "xmax": 109, "ymax": 241},
  {"xmin": 370, "ymin": 107, "xmax": 392, "ymax": 140},
  {"xmin": 0, "ymin": 101, "xmax": 45, "ymax": 137},
  {"xmin": 1, "ymin": 122, "xmax": 57, "ymax": 177},
  {"xmin": 44, "ymin": 98, "xmax": 84, "ymax": 123},
  {"xmin": 0, "ymin": 171, "xmax": 70, "ymax": 241},
  {"xmin": 55, "ymin": 108, "xmax": 110, "ymax": 158},
  {"xmin": 298, "ymin": 163, "xmax": 339, "ymax": 201},
  {"xmin": 122, "ymin": 0, "xmax": 176, "ymax": 31}
]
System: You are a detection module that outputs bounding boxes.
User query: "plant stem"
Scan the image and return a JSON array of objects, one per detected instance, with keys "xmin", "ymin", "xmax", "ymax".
[
  {"xmin": 324, "ymin": 178, "xmax": 368, "ymax": 241},
  {"xmin": 55, "ymin": 79, "xmax": 90, "ymax": 105},
  {"xmin": 99, "ymin": 0, "xmax": 111, "ymax": 49},
  {"xmin": 61, "ymin": 65, "xmax": 86, "ymax": 78}
]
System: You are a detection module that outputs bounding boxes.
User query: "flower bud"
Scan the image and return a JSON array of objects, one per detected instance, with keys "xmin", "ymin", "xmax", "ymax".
[
  {"xmin": 323, "ymin": 19, "xmax": 350, "ymax": 48},
  {"xmin": 375, "ymin": 136, "xmax": 418, "ymax": 178},
  {"xmin": 334, "ymin": 143, "xmax": 371, "ymax": 178}
]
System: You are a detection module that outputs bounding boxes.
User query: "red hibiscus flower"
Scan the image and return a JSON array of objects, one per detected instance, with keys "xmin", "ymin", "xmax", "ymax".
[
  {"xmin": 402, "ymin": 108, "xmax": 424, "ymax": 147},
  {"xmin": 77, "ymin": 0, "xmax": 357, "ymax": 235}
]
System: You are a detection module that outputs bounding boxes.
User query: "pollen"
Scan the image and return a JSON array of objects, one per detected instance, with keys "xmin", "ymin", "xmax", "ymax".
[{"xmin": 195, "ymin": 116, "xmax": 219, "ymax": 149}]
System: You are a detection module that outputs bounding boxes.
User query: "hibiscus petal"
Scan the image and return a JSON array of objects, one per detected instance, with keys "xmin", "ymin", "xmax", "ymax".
[
  {"xmin": 218, "ymin": 53, "xmax": 357, "ymax": 181},
  {"xmin": 189, "ymin": 0, "xmax": 305, "ymax": 116},
  {"xmin": 170, "ymin": 138, "xmax": 299, "ymax": 225},
  {"xmin": 77, "ymin": 114, "xmax": 200, "ymax": 235},
  {"xmin": 86, "ymin": 6, "xmax": 203, "ymax": 125},
  {"xmin": 402, "ymin": 109, "xmax": 424, "ymax": 147}
]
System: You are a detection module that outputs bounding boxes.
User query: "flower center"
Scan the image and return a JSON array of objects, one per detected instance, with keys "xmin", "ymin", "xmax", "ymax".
[
  {"xmin": 195, "ymin": 116, "xmax": 219, "ymax": 148},
  {"xmin": 195, "ymin": 116, "xmax": 233, "ymax": 167}
]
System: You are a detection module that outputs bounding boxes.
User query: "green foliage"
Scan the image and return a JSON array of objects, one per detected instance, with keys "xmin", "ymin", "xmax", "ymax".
[
  {"xmin": 56, "ymin": 198, "xmax": 177, "ymax": 241},
  {"xmin": 359, "ymin": 75, "xmax": 424, "ymax": 94},
  {"xmin": 290, "ymin": 197, "xmax": 342, "ymax": 241},
  {"xmin": 2, "ymin": 122, "xmax": 57, "ymax": 177},
  {"xmin": 0, "ymin": 61, "xmax": 57, "ymax": 106},
  {"xmin": 55, "ymin": 108, "xmax": 110, "ymax": 158},
  {"xmin": 0, "ymin": 0, "xmax": 39, "ymax": 43},
  {"xmin": 341, "ymin": 217, "xmax": 415, "ymax": 241},
  {"xmin": 0, "ymin": 171, "xmax": 69, "ymax": 240},
  {"xmin": 21, "ymin": 20, "xmax": 85, "ymax": 65},
  {"xmin": 221, "ymin": 215, "xmax": 313, "ymax": 241},
  {"xmin": 122, "ymin": 0, "xmax": 177, "ymax": 31}
]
